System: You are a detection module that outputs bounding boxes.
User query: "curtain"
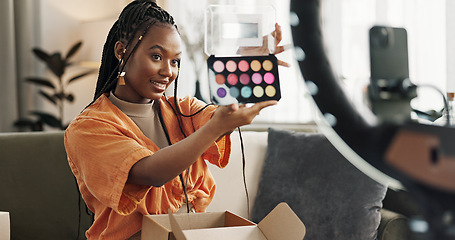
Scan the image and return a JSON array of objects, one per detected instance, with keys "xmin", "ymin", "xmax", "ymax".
[
  {"xmin": 0, "ymin": 0, "xmax": 19, "ymax": 132},
  {"xmin": 447, "ymin": 0, "xmax": 455, "ymax": 93},
  {"xmin": 0, "ymin": 0, "xmax": 41, "ymax": 132}
]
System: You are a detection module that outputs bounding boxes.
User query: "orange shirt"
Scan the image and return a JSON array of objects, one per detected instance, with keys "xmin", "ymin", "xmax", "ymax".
[{"xmin": 64, "ymin": 94, "xmax": 231, "ymax": 239}]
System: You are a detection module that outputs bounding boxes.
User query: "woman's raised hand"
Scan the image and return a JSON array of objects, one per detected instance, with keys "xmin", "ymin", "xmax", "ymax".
[{"xmin": 236, "ymin": 23, "xmax": 290, "ymax": 67}]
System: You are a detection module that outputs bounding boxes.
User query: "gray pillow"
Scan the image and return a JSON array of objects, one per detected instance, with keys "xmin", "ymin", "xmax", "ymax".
[{"xmin": 251, "ymin": 128, "xmax": 387, "ymax": 240}]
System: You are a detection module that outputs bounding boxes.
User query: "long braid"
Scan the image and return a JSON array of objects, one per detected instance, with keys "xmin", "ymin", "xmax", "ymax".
[
  {"xmin": 86, "ymin": 0, "xmax": 177, "ymax": 109},
  {"xmin": 94, "ymin": 20, "xmax": 122, "ymax": 100}
]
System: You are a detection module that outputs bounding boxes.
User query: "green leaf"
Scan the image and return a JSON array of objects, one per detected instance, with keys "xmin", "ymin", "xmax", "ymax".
[
  {"xmin": 31, "ymin": 111, "xmax": 62, "ymax": 128},
  {"xmin": 32, "ymin": 48, "xmax": 50, "ymax": 63},
  {"xmin": 66, "ymin": 93, "xmax": 74, "ymax": 102},
  {"xmin": 65, "ymin": 41, "xmax": 82, "ymax": 60},
  {"xmin": 13, "ymin": 118, "xmax": 43, "ymax": 131},
  {"xmin": 39, "ymin": 90, "xmax": 57, "ymax": 105},
  {"xmin": 47, "ymin": 53, "xmax": 65, "ymax": 78},
  {"xmin": 68, "ymin": 70, "xmax": 96, "ymax": 84},
  {"xmin": 54, "ymin": 92, "xmax": 65, "ymax": 100},
  {"xmin": 25, "ymin": 77, "xmax": 55, "ymax": 89},
  {"xmin": 14, "ymin": 118, "xmax": 36, "ymax": 127}
]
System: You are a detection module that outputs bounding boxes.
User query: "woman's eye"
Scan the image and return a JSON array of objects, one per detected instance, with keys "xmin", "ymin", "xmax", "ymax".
[
  {"xmin": 172, "ymin": 59, "xmax": 181, "ymax": 66},
  {"xmin": 151, "ymin": 55, "xmax": 161, "ymax": 61}
]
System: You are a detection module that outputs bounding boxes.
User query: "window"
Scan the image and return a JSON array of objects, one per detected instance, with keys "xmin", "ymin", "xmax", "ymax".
[
  {"xmin": 322, "ymin": 0, "xmax": 449, "ymax": 114},
  {"xmin": 167, "ymin": 0, "xmax": 312, "ymax": 126},
  {"xmin": 168, "ymin": 0, "xmax": 452, "ymax": 127}
]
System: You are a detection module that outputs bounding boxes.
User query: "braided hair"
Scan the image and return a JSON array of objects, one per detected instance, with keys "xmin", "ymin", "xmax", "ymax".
[{"xmin": 89, "ymin": 0, "xmax": 177, "ymax": 106}]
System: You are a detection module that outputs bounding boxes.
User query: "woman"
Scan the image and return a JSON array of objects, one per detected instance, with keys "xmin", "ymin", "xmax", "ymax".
[{"xmin": 64, "ymin": 0, "xmax": 280, "ymax": 239}]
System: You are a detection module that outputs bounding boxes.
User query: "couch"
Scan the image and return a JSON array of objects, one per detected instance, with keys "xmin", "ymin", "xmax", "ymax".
[
  {"xmin": 208, "ymin": 128, "xmax": 418, "ymax": 240},
  {"xmin": 0, "ymin": 131, "xmax": 92, "ymax": 240},
  {"xmin": 0, "ymin": 129, "xmax": 419, "ymax": 239}
]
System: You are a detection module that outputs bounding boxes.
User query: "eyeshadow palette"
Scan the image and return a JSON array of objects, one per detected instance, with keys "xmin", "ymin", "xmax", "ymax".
[{"xmin": 207, "ymin": 54, "xmax": 281, "ymax": 105}]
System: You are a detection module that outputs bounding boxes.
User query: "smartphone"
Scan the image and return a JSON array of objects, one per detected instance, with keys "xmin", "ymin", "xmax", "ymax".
[
  {"xmin": 369, "ymin": 26, "xmax": 413, "ymax": 123},
  {"xmin": 369, "ymin": 26, "xmax": 409, "ymax": 81}
]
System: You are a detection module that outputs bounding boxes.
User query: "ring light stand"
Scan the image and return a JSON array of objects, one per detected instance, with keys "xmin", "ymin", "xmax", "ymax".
[{"xmin": 290, "ymin": 0, "xmax": 455, "ymax": 239}]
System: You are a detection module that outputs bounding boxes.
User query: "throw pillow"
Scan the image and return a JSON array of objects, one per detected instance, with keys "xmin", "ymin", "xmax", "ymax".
[{"xmin": 251, "ymin": 128, "xmax": 387, "ymax": 240}]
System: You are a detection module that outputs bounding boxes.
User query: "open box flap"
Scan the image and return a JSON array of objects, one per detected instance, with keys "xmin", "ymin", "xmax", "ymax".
[
  {"xmin": 168, "ymin": 203, "xmax": 305, "ymax": 240},
  {"xmin": 169, "ymin": 211, "xmax": 188, "ymax": 240},
  {"xmin": 224, "ymin": 211, "xmax": 256, "ymax": 227},
  {"xmin": 172, "ymin": 225, "xmax": 267, "ymax": 240},
  {"xmin": 169, "ymin": 211, "xmax": 265, "ymax": 240},
  {"xmin": 257, "ymin": 202, "xmax": 306, "ymax": 240}
]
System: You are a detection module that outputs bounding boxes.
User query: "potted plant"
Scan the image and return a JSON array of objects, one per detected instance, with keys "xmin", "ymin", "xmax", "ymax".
[{"xmin": 14, "ymin": 41, "xmax": 95, "ymax": 131}]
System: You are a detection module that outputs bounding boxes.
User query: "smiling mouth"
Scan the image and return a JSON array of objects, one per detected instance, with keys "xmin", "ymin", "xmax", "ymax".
[{"xmin": 151, "ymin": 81, "xmax": 167, "ymax": 88}]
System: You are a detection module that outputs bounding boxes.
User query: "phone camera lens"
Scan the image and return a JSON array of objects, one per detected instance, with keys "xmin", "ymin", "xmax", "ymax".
[{"xmin": 371, "ymin": 27, "xmax": 390, "ymax": 48}]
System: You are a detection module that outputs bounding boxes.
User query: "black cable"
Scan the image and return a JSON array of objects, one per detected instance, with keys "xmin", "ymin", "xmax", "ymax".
[
  {"xmin": 73, "ymin": 176, "xmax": 93, "ymax": 240},
  {"xmin": 414, "ymin": 84, "xmax": 450, "ymax": 125},
  {"xmin": 157, "ymin": 101, "xmax": 192, "ymax": 213},
  {"xmin": 172, "ymin": 73, "xmax": 214, "ymax": 118},
  {"xmin": 237, "ymin": 127, "xmax": 250, "ymax": 220},
  {"xmin": 163, "ymin": 94, "xmax": 189, "ymax": 139},
  {"xmin": 179, "ymin": 174, "xmax": 191, "ymax": 213},
  {"xmin": 75, "ymin": 177, "xmax": 81, "ymax": 240}
]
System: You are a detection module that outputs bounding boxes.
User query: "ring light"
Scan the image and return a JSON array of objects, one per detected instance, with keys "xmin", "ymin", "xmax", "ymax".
[{"xmin": 290, "ymin": 0, "xmax": 455, "ymax": 239}]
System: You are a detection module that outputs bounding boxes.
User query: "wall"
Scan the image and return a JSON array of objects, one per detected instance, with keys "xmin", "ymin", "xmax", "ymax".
[
  {"xmin": 448, "ymin": 0, "xmax": 455, "ymax": 93},
  {"xmin": 39, "ymin": 0, "xmax": 119, "ymax": 125},
  {"xmin": 38, "ymin": 0, "xmax": 168, "ymax": 126}
]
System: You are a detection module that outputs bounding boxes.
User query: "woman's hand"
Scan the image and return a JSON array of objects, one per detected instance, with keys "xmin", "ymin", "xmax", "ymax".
[
  {"xmin": 236, "ymin": 23, "xmax": 290, "ymax": 67},
  {"xmin": 271, "ymin": 23, "xmax": 291, "ymax": 67}
]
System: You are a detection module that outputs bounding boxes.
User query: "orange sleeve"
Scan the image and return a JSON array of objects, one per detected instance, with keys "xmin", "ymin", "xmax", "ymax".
[
  {"xmin": 65, "ymin": 117, "xmax": 153, "ymax": 215},
  {"xmin": 180, "ymin": 97, "xmax": 232, "ymax": 168}
]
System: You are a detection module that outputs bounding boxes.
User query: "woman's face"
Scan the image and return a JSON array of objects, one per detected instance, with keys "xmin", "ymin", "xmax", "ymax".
[{"xmin": 114, "ymin": 23, "xmax": 182, "ymax": 104}]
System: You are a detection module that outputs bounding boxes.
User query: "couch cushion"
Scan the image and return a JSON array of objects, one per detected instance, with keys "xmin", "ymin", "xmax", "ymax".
[
  {"xmin": 207, "ymin": 130, "xmax": 268, "ymax": 217},
  {"xmin": 0, "ymin": 131, "xmax": 92, "ymax": 240},
  {"xmin": 251, "ymin": 128, "xmax": 387, "ymax": 240}
]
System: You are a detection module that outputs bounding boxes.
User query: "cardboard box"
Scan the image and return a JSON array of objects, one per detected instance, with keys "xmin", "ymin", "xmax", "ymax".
[
  {"xmin": 0, "ymin": 211, "xmax": 10, "ymax": 240},
  {"xmin": 142, "ymin": 202, "xmax": 305, "ymax": 240}
]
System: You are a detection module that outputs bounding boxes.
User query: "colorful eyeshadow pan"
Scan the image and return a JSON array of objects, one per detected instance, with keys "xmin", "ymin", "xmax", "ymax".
[
  {"xmin": 265, "ymin": 85, "xmax": 276, "ymax": 97},
  {"xmin": 239, "ymin": 60, "xmax": 249, "ymax": 72},
  {"xmin": 217, "ymin": 88, "xmax": 227, "ymax": 97},
  {"xmin": 207, "ymin": 54, "xmax": 281, "ymax": 104},
  {"xmin": 264, "ymin": 72, "xmax": 275, "ymax": 84},
  {"xmin": 239, "ymin": 73, "xmax": 250, "ymax": 85},
  {"xmin": 263, "ymin": 60, "xmax": 274, "ymax": 71},
  {"xmin": 230, "ymin": 87, "xmax": 240, "ymax": 98},
  {"xmin": 227, "ymin": 74, "xmax": 238, "ymax": 85},
  {"xmin": 226, "ymin": 60, "xmax": 237, "ymax": 72},
  {"xmin": 241, "ymin": 86, "xmax": 252, "ymax": 98},
  {"xmin": 216, "ymin": 74, "xmax": 225, "ymax": 84},
  {"xmin": 252, "ymin": 73, "xmax": 262, "ymax": 84},
  {"xmin": 253, "ymin": 86, "xmax": 264, "ymax": 98},
  {"xmin": 213, "ymin": 60, "xmax": 225, "ymax": 72},
  {"xmin": 251, "ymin": 60, "xmax": 262, "ymax": 72}
]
